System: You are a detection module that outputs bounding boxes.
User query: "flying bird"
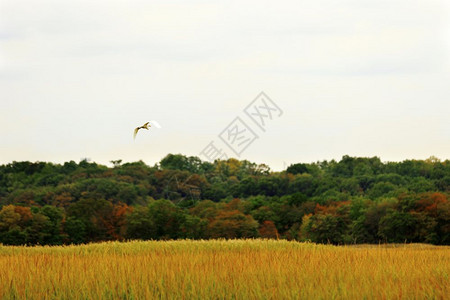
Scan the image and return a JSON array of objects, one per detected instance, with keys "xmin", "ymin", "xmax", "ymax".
[{"xmin": 133, "ymin": 122, "xmax": 151, "ymax": 140}]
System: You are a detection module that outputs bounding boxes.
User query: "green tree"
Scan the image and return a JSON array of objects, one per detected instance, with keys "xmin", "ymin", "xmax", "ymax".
[
  {"xmin": 300, "ymin": 213, "xmax": 349, "ymax": 244},
  {"xmin": 286, "ymin": 163, "xmax": 308, "ymax": 175},
  {"xmin": 64, "ymin": 217, "xmax": 86, "ymax": 244},
  {"xmin": 148, "ymin": 199, "xmax": 186, "ymax": 239},
  {"xmin": 126, "ymin": 206, "xmax": 155, "ymax": 240},
  {"xmin": 378, "ymin": 210, "xmax": 416, "ymax": 242},
  {"xmin": 0, "ymin": 205, "xmax": 30, "ymax": 245},
  {"xmin": 368, "ymin": 182, "xmax": 397, "ymax": 199},
  {"xmin": 66, "ymin": 193, "xmax": 114, "ymax": 241},
  {"xmin": 180, "ymin": 215, "xmax": 207, "ymax": 239}
]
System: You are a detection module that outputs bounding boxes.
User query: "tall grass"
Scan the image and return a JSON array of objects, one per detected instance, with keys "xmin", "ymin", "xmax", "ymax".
[{"xmin": 0, "ymin": 240, "xmax": 448, "ymax": 299}]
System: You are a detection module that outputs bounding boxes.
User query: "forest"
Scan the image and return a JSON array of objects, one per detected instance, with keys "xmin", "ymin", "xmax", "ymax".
[{"xmin": 0, "ymin": 154, "xmax": 448, "ymax": 245}]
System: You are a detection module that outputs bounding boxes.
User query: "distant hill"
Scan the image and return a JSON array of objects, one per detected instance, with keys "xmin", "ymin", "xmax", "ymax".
[{"xmin": 0, "ymin": 154, "xmax": 448, "ymax": 245}]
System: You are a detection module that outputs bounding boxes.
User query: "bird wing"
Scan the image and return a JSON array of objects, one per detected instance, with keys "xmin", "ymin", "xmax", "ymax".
[
  {"xmin": 143, "ymin": 122, "xmax": 150, "ymax": 129},
  {"xmin": 133, "ymin": 127, "xmax": 139, "ymax": 139}
]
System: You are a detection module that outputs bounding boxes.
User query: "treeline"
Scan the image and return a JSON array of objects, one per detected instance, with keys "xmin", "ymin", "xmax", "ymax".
[{"xmin": 0, "ymin": 154, "xmax": 448, "ymax": 245}]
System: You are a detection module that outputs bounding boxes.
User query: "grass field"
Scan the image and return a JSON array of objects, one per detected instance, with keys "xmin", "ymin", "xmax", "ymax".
[{"xmin": 0, "ymin": 240, "xmax": 448, "ymax": 299}]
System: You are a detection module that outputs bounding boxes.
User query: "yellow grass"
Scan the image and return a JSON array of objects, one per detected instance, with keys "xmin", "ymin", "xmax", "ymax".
[{"xmin": 0, "ymin": 240, "xmax": 448, "ymax": 299}]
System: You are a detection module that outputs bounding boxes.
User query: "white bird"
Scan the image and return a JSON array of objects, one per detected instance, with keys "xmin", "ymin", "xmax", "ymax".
[{"xmin": 133, "ymin": 122, "xmax": 151, "ymax": 140}]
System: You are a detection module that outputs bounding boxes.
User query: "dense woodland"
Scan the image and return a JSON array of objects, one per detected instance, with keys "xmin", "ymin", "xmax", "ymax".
[{"xmin": 0, "ymin": 154, "xmax": 449, "ymax": 245}]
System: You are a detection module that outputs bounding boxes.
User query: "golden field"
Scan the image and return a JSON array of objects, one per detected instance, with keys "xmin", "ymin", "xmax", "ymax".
[{"xmin": 0, "ymin": 240, "xmax": 448, "ymax": 299}]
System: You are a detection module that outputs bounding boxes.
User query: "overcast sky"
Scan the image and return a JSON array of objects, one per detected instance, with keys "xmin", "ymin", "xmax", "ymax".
[{"xmin": 1, "ymin": 0, "xmax": 449, "ymax": 170}]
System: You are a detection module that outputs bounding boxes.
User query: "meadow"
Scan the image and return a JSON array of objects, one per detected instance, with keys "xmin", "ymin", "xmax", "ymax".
[{"xmin": 0, "ymin": 240, "xmax": 448, "ymax": 299}]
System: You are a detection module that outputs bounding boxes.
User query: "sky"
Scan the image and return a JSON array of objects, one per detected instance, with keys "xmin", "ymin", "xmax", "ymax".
[{"xmin": 1, "ymin": 0, "xmax": 449, "ymax": 171}]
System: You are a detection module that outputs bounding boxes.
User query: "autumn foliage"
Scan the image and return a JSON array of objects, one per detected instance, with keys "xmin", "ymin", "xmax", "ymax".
[{"xmin": 0, "ymin": 155, "xmax": 449, "ymax": 245}]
